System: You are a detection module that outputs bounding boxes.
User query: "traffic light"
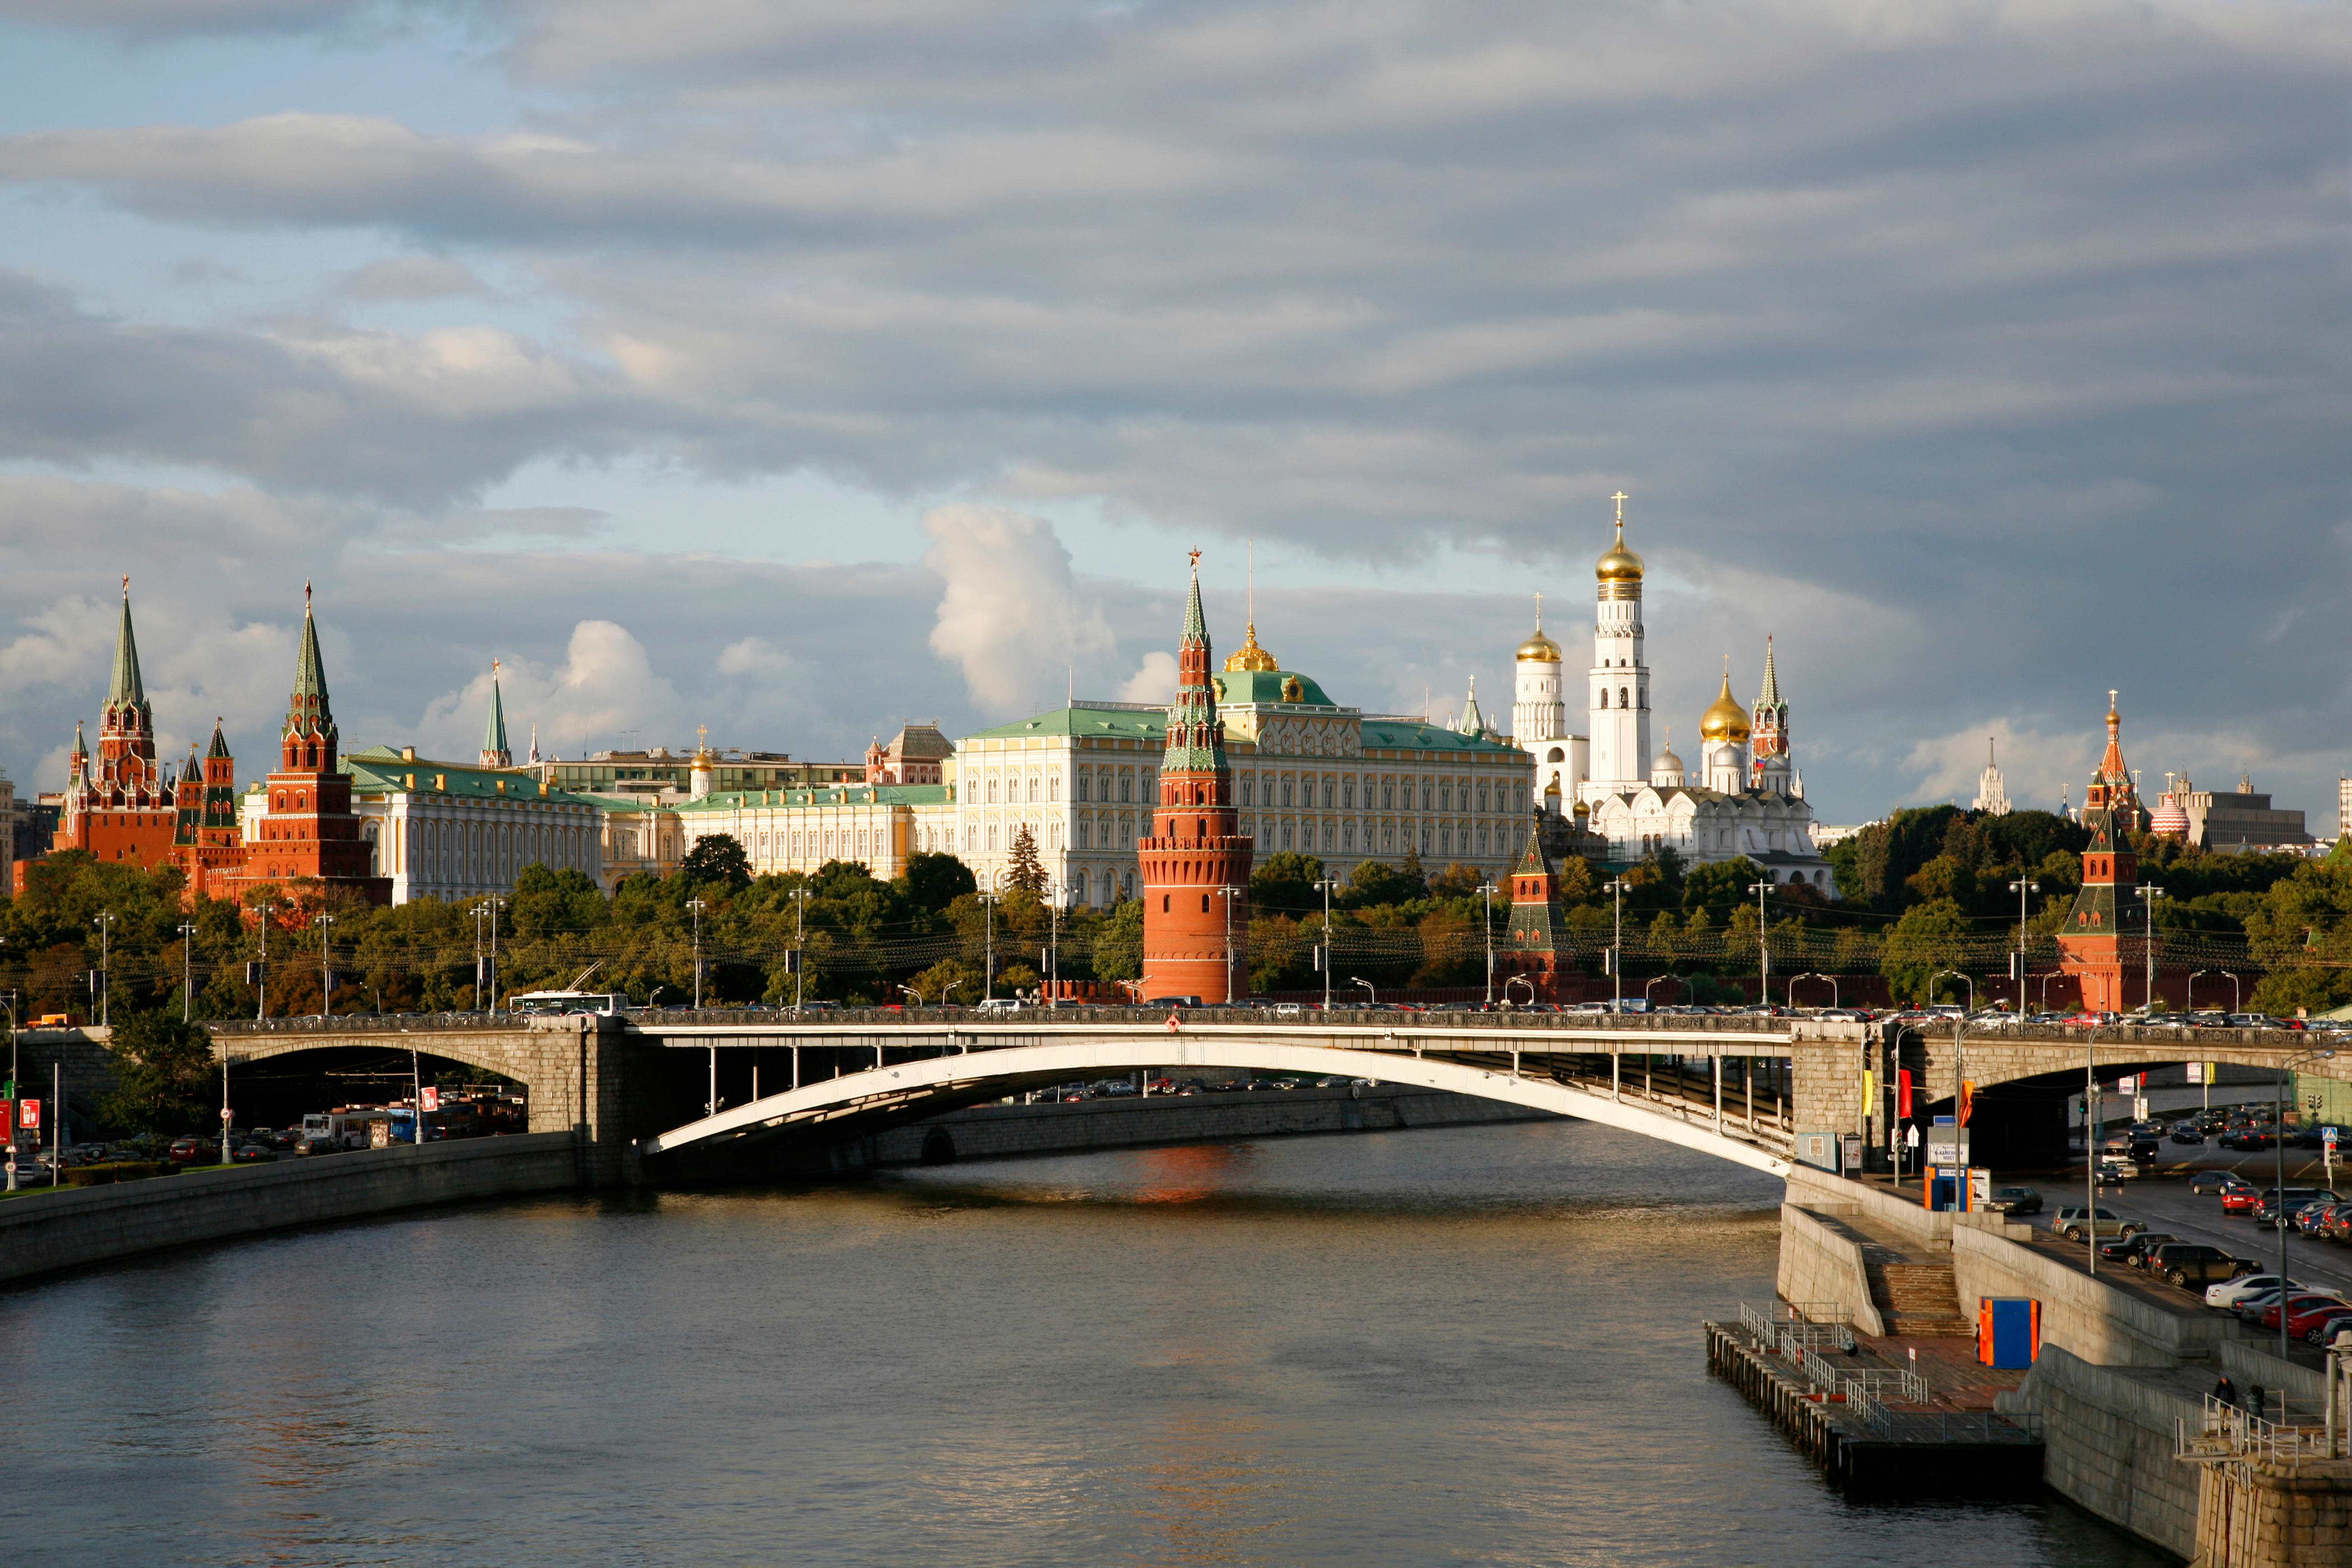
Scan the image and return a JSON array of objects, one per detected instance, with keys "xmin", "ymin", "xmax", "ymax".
[{"xmin": 245, "ymin": 961, "xmax": 265, "ymax": 985}]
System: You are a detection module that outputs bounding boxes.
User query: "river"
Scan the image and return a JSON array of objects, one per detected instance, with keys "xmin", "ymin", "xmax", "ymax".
[{"xmin": 0, "ymin": 1120, "xmax": 2167, "ymax": 1566}]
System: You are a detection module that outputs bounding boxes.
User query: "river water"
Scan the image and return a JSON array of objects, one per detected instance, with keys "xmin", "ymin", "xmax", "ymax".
[{"xmin": 1, "ymin": 1120, "xmax": 2168, "ymax": 1567}]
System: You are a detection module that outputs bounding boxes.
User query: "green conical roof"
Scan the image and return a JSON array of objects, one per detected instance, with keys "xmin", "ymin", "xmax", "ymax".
[
  {"xmin": 483, "ymin": 669, "xmax": 509, "ymax": 758},
  {"xmin": 292, "ymin": 592, "xmax": 328, "ymax": 701},
  {"xmin": 107, "ymin": 584, "xmax": 147, "ymax": 711},
  {"xmin": 1181, "ymin": 558, "xmax": 1206, "ymax": 644},
  {"xmin": 207, "ymin": 719, "xmax": 231, "ymax": 759}
]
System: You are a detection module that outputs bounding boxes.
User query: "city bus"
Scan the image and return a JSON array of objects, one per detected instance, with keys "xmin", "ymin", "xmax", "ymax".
[{"xmin": 510, "ymin": 991, "xmax": 631, "ymax": 1017}]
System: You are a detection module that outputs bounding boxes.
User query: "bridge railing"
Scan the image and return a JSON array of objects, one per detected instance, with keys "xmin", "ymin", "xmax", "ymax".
[{"xmin": 208, "ymin": 1012, "xmax": 523, "ymax": 1037}]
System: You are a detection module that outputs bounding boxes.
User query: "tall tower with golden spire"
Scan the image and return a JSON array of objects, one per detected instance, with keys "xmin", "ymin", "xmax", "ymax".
[
  {"xmin": 1140, "ymin": 551, "xmax": 1252, "ymax": 1004},
  {"xmin": 1583, "ymin": 492, "xmax": 1650, "ymax": 802},
  {"xmin": 2058, "ymin": 691, "xmax": 2148, "ymax": 1010}
]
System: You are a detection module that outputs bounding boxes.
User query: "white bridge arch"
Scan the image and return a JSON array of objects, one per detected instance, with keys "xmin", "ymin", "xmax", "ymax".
[{"xmin": 635, "ymin": 1024, "xmax": 1795, "ymax": 1175}]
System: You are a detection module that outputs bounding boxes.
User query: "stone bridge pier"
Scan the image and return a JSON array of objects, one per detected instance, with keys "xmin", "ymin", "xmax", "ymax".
[{"xmin": 208, "ymin": 1016, "xmax": 694, "ymax": 1185}]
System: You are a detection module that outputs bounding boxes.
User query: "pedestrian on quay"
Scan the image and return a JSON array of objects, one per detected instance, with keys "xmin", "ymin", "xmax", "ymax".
[
  {"xmin": 2214, "ymin": 1375, "xmax": 2238, "ymax": 1409},
  {"xmin": 2248, "ymin": 1383, "xmax": 2267, "ymax": 1422}
]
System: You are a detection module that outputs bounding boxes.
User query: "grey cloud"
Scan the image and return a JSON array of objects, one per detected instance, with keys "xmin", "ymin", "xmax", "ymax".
[{"xmin": 336, "ymin": 256, "xmax": 491, "ymax": 300}]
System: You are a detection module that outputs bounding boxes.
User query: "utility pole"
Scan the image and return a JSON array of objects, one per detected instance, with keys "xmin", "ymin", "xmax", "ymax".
[
  {"xmin": 486, "ymin": 896, "xmax": 506, "ymax": 1012},
  {"xmin": 1477, "ymin": 881, "xmax": 1499, "ymax": 1008},
  {"xmin": 252, "ymin": 900, "xmax": 275, "ymax": 1021},
  {"xmin": 3, "ymin": 988, "xmax": 17, "ymax": 1193},
  {"xmin": 313, "ymin": 914, "xmax": 336, "ymax": 1018},
  {"xmin": 2140, "ymin": 885, "xmax": 2166, "ymax": 1012},
  {"xmin": 686, "ymin": 898, "xmax": 709, "ymax": 1009},
  {"xmin": 1745, "ymin": 881, "xmax": 1773, "ymax": 1007},
  {"xmin": 1313, "ymin": 876, "xmax": 1339, "ymax": 1012},
  {"xmin": 471, "ymin": 901, "xmax": 490, "ymax": 1012},
  {"xmin": 91, "ymin": 912, "xmax": 116, "ymax": 1027},
  {"xmin": 1602, "ymin": 879, "xmax": 1630, "ymax": 1011},
  {"xmin": 178, "ymin": 921, "xmax": 198, "ymax": 1023}
]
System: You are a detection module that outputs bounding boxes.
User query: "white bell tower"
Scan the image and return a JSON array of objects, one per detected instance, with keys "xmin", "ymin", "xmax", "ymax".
[{"xmin": 1582, "ymin": 493, "xmax": 1650, "ymax": 804}]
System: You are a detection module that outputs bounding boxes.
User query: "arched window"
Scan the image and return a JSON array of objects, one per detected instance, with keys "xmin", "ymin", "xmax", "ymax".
[
  {"xmin": 1598, "ymin": 690, "xmax": 1608, "ymax": 709},
  {"xmin": 1162, "ymin": 894, "xmax": 1171, "ymax": 913},
  {"xmin": 1619, "ymin": 687, "xmax": 1629, "ymax": 709},
  {"xmin": 1200, "ymin": 894, "xmax": 1210, "ymax": 913}
]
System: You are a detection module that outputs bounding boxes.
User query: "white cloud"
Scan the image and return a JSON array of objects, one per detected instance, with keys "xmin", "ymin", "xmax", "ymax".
[
  {"xmin": 335, "ymin": 256, "xmax": 489, "ymax": 301},
  {"xmin": 1116, "ymin": 650, "xmax": 1177, "ymax": 706},
  {"xmin": 715, "ymin": 635, "xmax": 790, "ymax": 676},
  {"xmin": 921, "ymin": 506, "xmax": 1116, "ymax": 716},
  {"xmin": 417, "ymin": 620, "xmax": 682, "ymax": 762}
]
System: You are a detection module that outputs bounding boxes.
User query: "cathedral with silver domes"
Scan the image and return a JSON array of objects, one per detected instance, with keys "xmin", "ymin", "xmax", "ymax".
[{"xmin": 1508, "ymin": 496, "xmax": 1835, "ymax": 895}]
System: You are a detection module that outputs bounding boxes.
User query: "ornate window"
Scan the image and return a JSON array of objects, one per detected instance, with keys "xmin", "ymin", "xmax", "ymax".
[
  {"xmin": 1119, "ymin": 775, "xmax": 1132, "ymax": 803},
  {"xmin": 1620, "ymin": 687, "xmax": 1629, "ymax": 708},
  {"xmin": 1381, "ymin": 782, "xmax": 1394, "ymax": 809},
  {"xmin": 1281, "ymin": 777, "xmax": 1294, "ymax": 806},
  {"xmin": 1048, "ymin": 774, "xmax": 1060, "ymax": 803},
  {"xmin": 1342, "ymin": 778, "xmax": 1355, "ymax": 808},
  {"xmin": 1077, "ymin": 771, "xmax": 1091, "ymax": 802}
]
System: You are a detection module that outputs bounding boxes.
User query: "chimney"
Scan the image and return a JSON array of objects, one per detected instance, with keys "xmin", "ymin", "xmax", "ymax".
[{"xmin": 401, "ymin": 745, "xmax": 417, "ymax": 762}]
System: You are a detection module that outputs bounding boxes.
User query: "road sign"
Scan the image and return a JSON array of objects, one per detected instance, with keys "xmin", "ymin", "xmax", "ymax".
[
  {"xmin": 2134, "ymin": 1096, "xmax": 2149, "ymax": 1120},
  {"xmin": 422, "ymin": 1086, "xmax": 440, "ymax": 1113},
  {"xmin": 2328, "ymin": 1126, "xmax": 2340, "ymax": 1148},
  {"xmin": 219, "ymin": 1108, "xmax": 234, "ymax": 1121},
  {"xmin": 1906, "ymin": 1124, "xmax": 1920, "ymax": 1149},
  {"xmin": 17, "ymin": 1099, "xmax": 38, "ymax": 1129},
  {"xmin": 1926, "ymin": 1127, "xmax": 1970, "ymax": 1169}
]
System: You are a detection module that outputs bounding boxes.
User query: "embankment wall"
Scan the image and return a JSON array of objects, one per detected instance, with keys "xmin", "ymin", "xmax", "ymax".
[
  {"xmin": 1774, "ymin": 1203, "xmax": 1888, "ymax": 1337},
  {"xmin": 0, "ymin": 1132, "xmax": 581, "ymax": 1287},
  {"xmin": 1992, "ymin": 1347, "xmax": 2204, "ymax": 1558}
]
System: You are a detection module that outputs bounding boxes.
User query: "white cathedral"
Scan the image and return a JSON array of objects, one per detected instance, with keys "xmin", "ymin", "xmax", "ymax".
[{"xmin": 1509, "ymin": 496, "xmax": 1835, "ymax": 895}]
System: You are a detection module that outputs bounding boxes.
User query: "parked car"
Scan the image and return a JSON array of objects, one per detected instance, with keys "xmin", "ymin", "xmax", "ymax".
[
  {"xmin": 2145, "ymin": 1244, "xmax": 2258, "ymax": 1289},
  {"xmin": 2052, "ymin": 1206, "xmax": 2144, "ymax": 1241},
  {"xmin": 2256, "ymin": 1189, "xmax": 2342, "ymax": 1227},
  {"xmin": 2207, "ymin": 1274, "xmax": 2300, "ymax": 1310},
  {"xmin": 2221, "ymin": 1184, "xmax": 2267, "ymax": 1216},
  {"xmin": 2301, "ymin": 1307, "xmax": 2352, "ymax": 1346},
  {"xmin": 2099, "ymin": 1231, "xmax": 2177, "ymax": 1266},
  {"xmin": 2258, "ymin": 1294, "xmax": 2351, "ymax": 1333},
  {"xmin": 1985, "ymin": 1187, "xmax": 2043, "ymax": 1215},
  {"xmin": 2295, "ymin": 1200, "xmax": 2340, "ymax": 1235},
  {"xmin": 230, "ymin": 1142, "xmax": 273, "ymax": 1163},
  {"xmin": 2320, "ymin": 1203, "xmax": 2352, "ymax": 1243}
]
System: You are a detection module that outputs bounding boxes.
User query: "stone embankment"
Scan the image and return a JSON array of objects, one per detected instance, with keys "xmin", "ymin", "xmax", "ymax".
[{"xmin": 0, "ymin": 1132, "xmax": 581, "ymax": 1288}]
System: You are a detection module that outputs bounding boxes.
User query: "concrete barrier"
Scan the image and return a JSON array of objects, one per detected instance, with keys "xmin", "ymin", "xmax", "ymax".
[
  {"xmin": 1784, "ymin": 1165, "xmax": 1950, "ymax": 1247},
  {"xmin": 1776, "ymin": 1203, "xmax": 1888, "ymax": 1336},
  {"xmin": 0, "ymin": 1133, "xmax": 581, "ymax": 1286},
  {"xmin": 1950, "ymin": 1223, "xmax": 2217, "ymax": 1367}
]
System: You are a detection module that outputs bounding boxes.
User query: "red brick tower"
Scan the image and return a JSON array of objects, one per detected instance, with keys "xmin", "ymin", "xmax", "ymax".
[
  {"xmin": 53, "ymin": 580, "xmax": 180, "ymax": 867},
  {"xmin": 1139, "ymin": 554, "xmax": 1253, "ymax": 1003},
  {"xmin": 232, "ymin": 587, "xmax": 388, "ymax": 903},
  {"xmin": 2058, "ymin": 691, "xmax": 2146, "ymax": 1011},
  {"xmin": 172, "ymin": 720, "xmax": 248, "ymax": 897},
  {"xmin": 1502, "ymin": 822, "xmax": 1567, "ymax": 999}
]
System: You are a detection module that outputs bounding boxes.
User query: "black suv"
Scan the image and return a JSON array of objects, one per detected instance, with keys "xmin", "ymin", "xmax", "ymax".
[
  {"xmin": 1985, "ymin": 1186, "xmax": 2043, "ymax": 1215},
  {"xmin": 2146, "ymin": 1243, "xmax": 2259, "ymax": 1289}
]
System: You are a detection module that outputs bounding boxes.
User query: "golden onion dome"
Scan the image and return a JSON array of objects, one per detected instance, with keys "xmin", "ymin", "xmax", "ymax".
[
  {"xmin": 1595, "ymin": 523, "xmax": 1645, "ymax": 585},
  {"xmin": 1517, "ymin": 628, "xmax": 1562, "ymax": 663},
  {"xmin": 1699, "ymin": 673, "xmax": 1751, "ymax": 744},
  {"xmin": 1224, "ymin": 621, "xmax": 1280, "ymax": 673}
]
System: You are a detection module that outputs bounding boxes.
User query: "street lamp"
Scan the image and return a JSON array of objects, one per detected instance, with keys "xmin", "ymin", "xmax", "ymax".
[
  {"xmin": 1503, "ymin": 973, "xmax": 1535, "ymax": 1006},
  {"xmin": 899, "ymin": 984, "xmax": 922, "ymax": 1007},
  {"xmin": 1351, "ymin": 976, "xmax": 1376, "ymax": 1008},
  {"xmin": 1645, "ymin": 973, "xmax": 1683, "ymax": 1008},
  {"xmin": 1476, "ymin": 881, "xmax": 1499, "ymax": 1007},
  {"xmin": 787, "ymin": 885, "xmax": 812, "ymax": 1012},
  {"xmin": 91, "ymin": 912, "xmax": 116, "ymax": 1027},
  {"xmin": 1313, "ymin": 876, "xmax": 1341, "ymax": 1011},
  {"xmin": 469, "ymin": 899, "xmax": 504, "ymax": 1012},
  {"xmin": 178, "ymin": 921, "xmax": 198, "ymax": 1023},
  {"xmin": 251, "ymin": 899, "xmax": 277, "ymax": 1020},
  {"xmin": 1602, "ymin": 878, "xmax": 1631, "ymax": 1013},
  {"xmin": 1935, "ymin": 968, "xmax": 1973, "ymax": 1137},
  {"xmin": 685, "ymin": 898, "xmax": 709, "ymax": 1009},
  {"xmin": 977, "ymin": 891, "xmax": 1001, "ymax": 1001},
  {"xmin": 1788, "ymin": 971, "xmax": 1837, "ymax": 1009},
  {"xmin": 1746, "ymin": 881, "xmax": 1774, "ymax": 1005},
  {"xmin": 313, "ymin": 914, "xmax": 336, "ymax": 1018},
  {"xmin": 2277, "ymin": 1048, "xmax": 2338, "ymax": 1361},
  {"xmin": 2190, "ymin": 969, "xmax": 2241, "ymax": 1017},
  {"xmin": 2140, "ymin": 885, "xmax": 2167, "ymax": 1012},
  {"xmin": 2008, "ymin": 879, "xmax": 2039, "ymax": 1012},
  {"xmin": 1214, "ymin": 885, "xmax": 1245, "ymax": 1004}
]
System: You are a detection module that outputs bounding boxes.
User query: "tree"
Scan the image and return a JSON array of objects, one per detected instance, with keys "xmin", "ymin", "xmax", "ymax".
[
  {"xmin": 1882, "ymin": 898, "xmax": 1970, "ymax": 1003},
  {"xmin": 1343, "ymin": 858, "xmax": 1424, "ymax": 910},
  {"xmin": 100, "ymin": 1011, "xmax": 216, "ymax": 1135},
  {"xmin": 1005, "ymin": 824, "xmax": 1047, "ymax": 893},
  {"xmin": 908, "ymin": 958, "xmax": 986, "ymax": 1006},
  {"xmin": 899, "ymin": 851, "xmax": 977, "ymax": 913},
  {"xmin": 1682, "ymin": 857, "xmax": 1760, "ymax": 917},
  {"xmin": 1249, "ymin": 851, "xmax": 1326, "ymax": 916},
  {"xmin": 679, "ymin": 834, "xmax": 751, "ymax": 890},
  {"xmin": 1091, "ymin": 898, "xmax": 1144, "ymax": 985}
]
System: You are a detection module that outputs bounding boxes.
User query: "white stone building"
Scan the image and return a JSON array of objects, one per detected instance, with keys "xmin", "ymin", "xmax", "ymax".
[{"xmin": 306, "ymin": 745, "xmax": 606, "ymax": 903}]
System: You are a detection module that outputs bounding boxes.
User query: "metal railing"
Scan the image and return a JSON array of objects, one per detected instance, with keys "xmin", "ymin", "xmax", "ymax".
[{"xmin": 2178, "ymin": 1395, "xmax": 2330, "ymax": 1465}]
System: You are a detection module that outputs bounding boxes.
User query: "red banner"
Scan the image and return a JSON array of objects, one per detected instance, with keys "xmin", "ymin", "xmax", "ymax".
[
  {"xmin": 421, "ymin": 1086, "xmax": 440, "ymax": 1113},
  {"xmin": 18, "ymin": 1099, "xmax": 39, "ymax": 1129},
  {"xmin": 1897, "ymin": 1070, "xmax": 1912, "ymax": 1119}
]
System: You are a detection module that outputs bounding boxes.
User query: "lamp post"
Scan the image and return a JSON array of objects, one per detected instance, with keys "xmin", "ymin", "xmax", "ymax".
[
  {"xmin": 977, "ymin": 891, "xmax": 1001, "ymax": 1001},
  {"xmin": 485, "ymin": 895, "xmax": 506, "ymax": 1012},
  {"xmin": 1602, "ymin": 878, "xmax": 1631, "ymax": 1013},
  {"xmin": 788, "ymin": 886, "xmax": 812, "ymax": 1012},
  {"xmin": 685, "ymin": 898, "xmax": 709, "ymax": 1009},
  {"xmin": 219, "ymin": 1043, "xmax": 234, "ymax": 1167},
  {"xmin": 1477, "ymin": 881, "xmax": 1499, "ymax": 1007},
  {"xmin": 2191, "ymin": 969, "xmax": 2241, "ymax": 1017},
  {"xmin": 1935, "ymin": 968, "xmax": 1973, "ymax": 1137},
  {"xmin": 1313, "ymin": 876, "xmax": 1340, "ymax": 1012},
  {"xmin": 1788, "ymin": 971, "xmax": 1837, "ymax": 1009},
  {"xmin": 252, "ymin": 900, "xmax": 275, "ymax": 1020},
  {"xmin": 1351, "ymin": 976, "xmax": 1376, "ymax": 1008},
  {"xmin": 1645, "ymin": 974, "xmax": 1683, "ymax": 1008},
  {"xmin": 470, "ymin": 900, "xmax": 492, "ymax": 1012},
  {"xmin": 178, "ymin": 921, "xmax": 198, "ymax": 1023},
  {"xmin": 1214, "ymin": 885, "xmax": 1245, "ymax": 1005},
  {"xmin": 2278, "ymin": 1049, "xmax": 2338, "ymax": 1361},
  {"xmin": 3, "ymin": 988, "xmax": 18, "ymax": 1192},
  {"xmin": 899, "ymin": 984, "xmax": 922, "ymax": 1007},
  {"xmin": 2008, "ymin": 879, "xmax": 2039, "ymax": 1012},
  {"xmin": 91, "ymin": 912, "xmax": 116, "ymax": 1027},
  {"xmin": 1746, "ymin": 881, "xmax": 1773, "ymax": 1007},
  {"xmin": 2140, "ymin": 885, "xmax": 2167, "ymax": 1012},
  {"xmin": 313, "ymin": 914, "xmax": 336, "ymax": 1018},
  {"xmin": 2085, "ymin": 1026, "xmax": 2102, "ymax": 1275},
  {"xmin": 1503, "ymin": 973, "xmax": 1534, "ymax": 1006}
]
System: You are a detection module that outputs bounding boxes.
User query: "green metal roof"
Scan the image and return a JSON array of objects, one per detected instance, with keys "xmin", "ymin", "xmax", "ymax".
[
  {"xmin": 673, "ymin": 783, "xmax": 952, "ymax": 814},
  {"xmin": 1358, "ymin": 719, "xmax": 1524, "ymax": 755},
  {"xmin": 107, "ymin": 588, "xmax": 147, "ymax": 711},
  {"xmin": 963, "ymin": 705, "xmax": 1167, "ymax": 742},
  {"xmin": 1210, "ymin": 669, "xmax": 1337, "ymax": 707},
  {"xmin": 341, "ymin": 746, "xmax": 597, "ymax": 805},
  {"xmin": 483, "ymin": 677, "xmax": 508, "ymax": 758}
]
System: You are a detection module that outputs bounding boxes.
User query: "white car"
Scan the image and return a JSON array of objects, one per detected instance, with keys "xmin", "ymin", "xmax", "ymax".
[{"xmin": 2207, "ymin": 1273, "xmax": 2300, "ymax": 1310}]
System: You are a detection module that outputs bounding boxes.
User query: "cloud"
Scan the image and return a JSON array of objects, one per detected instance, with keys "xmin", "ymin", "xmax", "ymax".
[
  {"xmin": 1117, "ymin": 651, "xmax": 1177, "ymax": 707},
  {"xmin": 921, "ymin": 506, "xmax": 1116, "ymax": 715},
  {"xmin": 335, "ymin": 256, "xmax": 491, "ymax": 301},
  {"xmin": 418, "ymin": 620, "xmax": 681, "ymax": 762},
  {"xmin": 714, "ymin": 636, "xmax": 790, "ymax": 677}
]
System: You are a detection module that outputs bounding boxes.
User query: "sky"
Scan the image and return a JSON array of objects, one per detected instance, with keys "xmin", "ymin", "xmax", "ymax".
[{"xmin": 0, "ymin": 0, "xmax": 2343, "ymax": 831}]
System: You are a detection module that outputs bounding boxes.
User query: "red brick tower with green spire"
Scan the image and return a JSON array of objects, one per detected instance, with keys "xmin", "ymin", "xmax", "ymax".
[
  {"xmin": 171, "ymin": 719, "xmax": 247, "ymax": 897},
  {"xmin": 1138, "ymin": 553, "xmax": 1253, "ymax": 1003},
  {"xmin": 52, "ymin": 578, "xmax": 180, "ymax": 868},
  {"xmin": 2057, "ymin": 690, "xmax": 2148, "ymax": 1011},
  {"xmin": 229, "ymin": 585, "xmax": 388, "ymax": 904}
]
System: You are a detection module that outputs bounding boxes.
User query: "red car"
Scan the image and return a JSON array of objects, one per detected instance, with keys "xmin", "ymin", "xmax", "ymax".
[
  {"xmin": 2258, "ymin": 1294, "xmax": 2349, "ymax": 1332},
  {"xmin": 2221, "ymin": 1185, "xmax": 2266, "ymax": 1216}
]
